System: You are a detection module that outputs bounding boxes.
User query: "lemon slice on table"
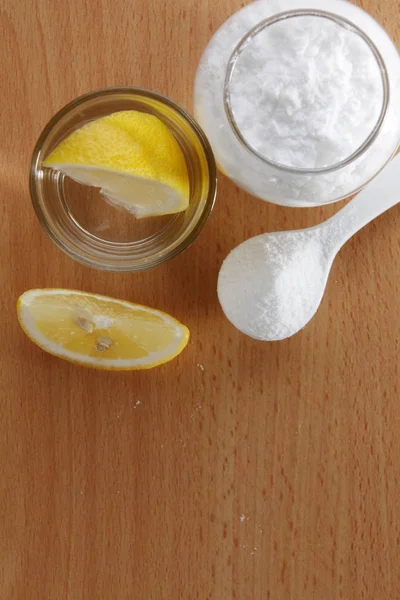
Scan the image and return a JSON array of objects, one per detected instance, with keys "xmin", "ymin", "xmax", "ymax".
[
  {"xmin": 43, "ymin": 111, "xmax": 190, "ymax": 218},
  {"xmin": 17, "ymin": 289, "xmax": 190, "ymax": 370}
]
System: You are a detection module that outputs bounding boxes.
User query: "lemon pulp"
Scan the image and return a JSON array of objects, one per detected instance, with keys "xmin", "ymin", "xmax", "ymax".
[
  {"xmin": 43, "ymin": 111, "xmax": 190, "ymax": 218},
  {"xmin": 17, "ymin": 289, "xmax": 190, "ymax": 370}
]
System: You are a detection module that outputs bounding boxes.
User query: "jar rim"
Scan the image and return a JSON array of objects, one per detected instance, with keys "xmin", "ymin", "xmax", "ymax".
[{"xmin": 223, "ymin": 9, "xmax": 390, "ymax": 176}]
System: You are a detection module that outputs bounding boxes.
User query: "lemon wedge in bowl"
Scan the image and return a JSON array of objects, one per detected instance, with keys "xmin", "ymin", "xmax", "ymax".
[
  {"xmin": 17, "ymin": 289, "xmax": 190, "ymax": 370},
  {"xmin": 42, "ymin": 111, "xmax": 190, "ymax": 218}
]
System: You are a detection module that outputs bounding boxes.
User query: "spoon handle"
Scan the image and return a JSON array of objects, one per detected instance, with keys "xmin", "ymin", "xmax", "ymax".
[{"xmin": 322, "ymin": 153, "xmax": 400, "ymax": 251}]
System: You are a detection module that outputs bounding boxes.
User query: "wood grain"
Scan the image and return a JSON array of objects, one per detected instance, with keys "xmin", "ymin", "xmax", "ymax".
[{"xmin": 1, "ymin": 0, "xmax": 400, "ymax": 598}]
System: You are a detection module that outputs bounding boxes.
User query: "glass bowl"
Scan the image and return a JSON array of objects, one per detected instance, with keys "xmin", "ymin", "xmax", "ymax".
[
  {"xmin": 194, "ymin": 0, "xmax": 400, "ymax": 207},
  {"xmin": 30, "ymin": 87, "xmax": 217, "ymax": 271}
]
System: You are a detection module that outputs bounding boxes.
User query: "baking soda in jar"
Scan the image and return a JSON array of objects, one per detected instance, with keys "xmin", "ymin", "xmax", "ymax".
[{"xmin": 194, "ymin": 0, "xmax": 400, "ymax": 206}]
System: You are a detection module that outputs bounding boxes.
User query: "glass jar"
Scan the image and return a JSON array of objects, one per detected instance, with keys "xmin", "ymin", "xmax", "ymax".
[
  {"xmin": 30, "ymin": 88, "xmax": 217, "ymax": 271},
  {"xmin": 194, "ymin": 0, "xmax": 400, "ymax": 207}
]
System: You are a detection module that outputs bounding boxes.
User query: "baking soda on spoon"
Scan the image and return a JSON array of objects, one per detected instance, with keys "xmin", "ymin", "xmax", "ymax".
[
  {"xmin": 218, "ymin": 231, "xmax": 327, "ymax": 341},
  {"xmin": 218, "ymin": 154, "xmax": 400, "ymax": 341}
]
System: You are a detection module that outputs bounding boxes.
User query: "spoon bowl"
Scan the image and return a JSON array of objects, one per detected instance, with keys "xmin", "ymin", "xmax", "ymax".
[{"xmin": 218, "ymin": 229, "xmax": 334, "ymax": 340}]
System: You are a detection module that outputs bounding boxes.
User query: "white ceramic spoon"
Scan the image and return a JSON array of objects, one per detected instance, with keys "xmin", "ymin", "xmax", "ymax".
[{"xmin": 218, "ymin": 154, "xmax": 400, "ymax": 341}]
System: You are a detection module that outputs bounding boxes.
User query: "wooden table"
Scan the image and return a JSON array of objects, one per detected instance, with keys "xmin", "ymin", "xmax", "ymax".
[{"xmin": 1, "ymin": 1, "xmax": 400, "ymax": 598}]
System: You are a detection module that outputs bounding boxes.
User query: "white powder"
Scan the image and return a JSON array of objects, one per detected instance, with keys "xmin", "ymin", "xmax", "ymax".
[
  {"xmin": 228, "ymin": 15, "xmax": 383, "ymax": 170},
  {"xmin": 217, "ymin": 231, "xmax": 328, "ymax": 341},
  {"xmin": 194, "ymin": 0, "xmax": 400, "ymax": 206}
]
